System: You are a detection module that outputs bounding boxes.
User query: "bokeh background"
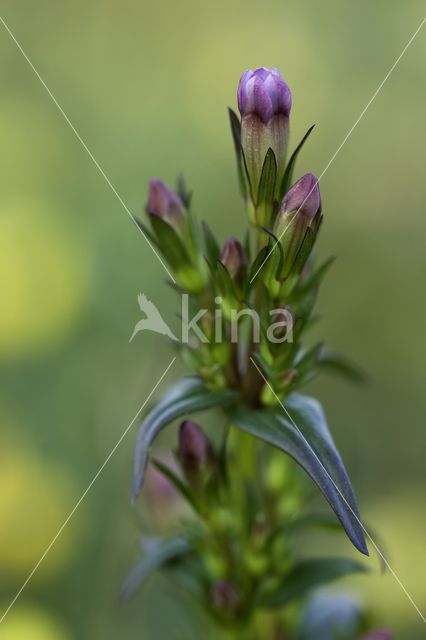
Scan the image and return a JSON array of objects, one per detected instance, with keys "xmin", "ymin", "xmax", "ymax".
[{"xmin": 0, "ymin": 1, "xmax": 425, "ymax": 638}]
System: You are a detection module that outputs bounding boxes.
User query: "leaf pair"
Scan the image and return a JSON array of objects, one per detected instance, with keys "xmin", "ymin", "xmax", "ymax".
[{"xmin": 131, "ymin": 378, "xmax": 368, "ymax": 556}]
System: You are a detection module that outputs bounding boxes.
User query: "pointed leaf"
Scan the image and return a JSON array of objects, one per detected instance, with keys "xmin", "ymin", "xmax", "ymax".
[
  {"xmin": 228, "ymin": 108, "xmax": 247, "ymax": 198},
  {"xmin": 318, "ymin": 349, "xmax": 367, "ymax": 384},
  {"xmin": 261, "ymin": 557, "xmax": 368, "ymax": 608},
  {"xmin": 297, "ymin": 592, "xmax": 364, "ymax": 640},
  {"xmin": 120, "ymin": 537, "xmax": 191, "ymax": 601},
  {"xmin": 132, "ymin": 378, "xmax": 237, "ymax": 500},
  {"xmin": 202, "ymin": 220, "xmax": 221, "ymax": 265},
  {"xmin": 152, "ymin": 458, "xmax": 197, "ymax": 511},
  {"xmin": 227, "ymin": 394, "xmax": 368, "ymax": 554},
  {"xmin": 176, "ymin": 174, "xmax": 192, "ymax": 208},
  {"xmin": 256, "ymin": 148, "xmax": 277, "ymax": 226},
  {"xmin": 149, "ymin": 214, "xmax": 192, "ymax": 270},
  {"xmin": 280, "ymin": 124, "xmax": 315, "ymax": 200}
]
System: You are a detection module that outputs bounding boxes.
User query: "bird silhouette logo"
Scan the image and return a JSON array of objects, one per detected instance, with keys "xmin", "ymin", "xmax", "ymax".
[{"xmin": 129, "ymin": 293, "xmax": 178, "ymax": 343}]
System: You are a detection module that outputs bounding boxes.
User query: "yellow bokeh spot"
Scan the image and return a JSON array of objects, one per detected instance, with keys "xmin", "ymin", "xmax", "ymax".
[
  {"xmin": 0, "ymin": 198, "xmax": 90, "ymax": 358},
  {"xmin": 0, "ymin": 432, "xmax": 79, "ymax": 582},
  {"xmin": 0, "ymin": 604, "xmax": 72, "ymax": 640}
]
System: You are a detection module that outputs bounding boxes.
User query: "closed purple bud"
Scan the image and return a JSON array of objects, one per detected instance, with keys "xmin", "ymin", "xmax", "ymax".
[
  {"xmin": 281, "ymin": 172, "xmax": 321, "ymax": 220},
  {"xmin": 273, "ymin": 174, "xmax": 322, "ymax": 278},
  {"xmin": 360, "ymin": 631, "xmax": 392, "ymax": 640},
  {"xmin": 238, "ymin": 67, "xmax": 292, "ymax": 123},
  {"xmin": 146, "ymin": 179, "xmax": 184, "ymax": 224},
  {"xmin": 211, "ymin": 580, "xmax": 240, "ymax": 614},
  {"xmin": 237, "ymin": 68, "xmax": 292, "ymax": 208},
  {"xmin": 178, "ymin": 421, "xmax": 215, "ymax": 484},
  {"xmin": 219, "ymin": 237, "xmax": 248, "ymax": 283}
]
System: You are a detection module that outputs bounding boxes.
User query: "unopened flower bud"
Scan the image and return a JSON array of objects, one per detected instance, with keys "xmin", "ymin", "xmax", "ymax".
[
  {"xmin": 146, "ymin": 179, "xmax": 184, "ymax": 225},
  {"xmin": 219, "ymin": 237, "xmax": 248, "ymax": 285},
  {"xmin": 238, "ymin": 67, "xmax": 291, "ymax": 201},
  {"xmin": 281, "ymin": 172, "xmax": 321, "ymax": 221},
  {"xmin": 177, "ymin": 421, "xmax": 215, "ymax": 487},
  {"xmin": 211, "ymin": 580, "xmax": 240, "ymax": 615},
  {"xmin": 274, "ymin": 173, "xmax": 321, "ymax": 278}
]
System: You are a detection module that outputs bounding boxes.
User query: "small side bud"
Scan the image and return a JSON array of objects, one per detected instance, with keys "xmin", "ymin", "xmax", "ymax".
[
  {"xmin": 177, "ymin": 421, "xmax": 215, "ymax": 487},
  {"xmin": 219, "ymin": 237, "xmax": 248, "ymax": 285},
  {"xmin": 274, "ymin": 173, "xmax": 321, "ymax": 278},
  {"xmin": 146, "ymin": 178, "xmax": 184, "ymax": 225},
  {"xmin": 211, "ymin": 580, "xmax": 240, "ymax": 616}
]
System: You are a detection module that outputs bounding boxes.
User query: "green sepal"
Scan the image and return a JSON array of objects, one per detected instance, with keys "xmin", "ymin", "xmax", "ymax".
[
  {"xmin": 134, "ymin": 216, "xmax": 161, "ymax": 249},
  {"xmin": 202, "ymin": 220, "xmax": 221, "ymax": 265},
  {"xmin": 228, "ymin": 107, "xmax": 248, "ymax": 199},
  {"xmin": 279, "ymin": 124, "xmax": 315, "ymax": 200},
  {"xmin": 291, "ymin": 226, "xmax": 316, "ymax": 276},
  {"xmin": 151, "ymin": 458, "xmax": 198, "ymax": 511},
  {"xmin": 256, "ymin": 148, "xmax": 277, "ymax": 227},
  {"xmin": 248, "ymin": 246, "xmax": 270, "ymax": 289},
  {"xmin": 149, "ymin": 214, "xmax": 192, "ymax": 271},
  {"xmin": 176, "ymin": 174, "xmax": 192, "ymax": 209}
]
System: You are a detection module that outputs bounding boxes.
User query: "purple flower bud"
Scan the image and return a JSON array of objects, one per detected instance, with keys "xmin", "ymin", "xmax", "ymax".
[
  {"xmin": 281, "ymin": 172, "xmax": 321, "ymax": 220},
  {"xmin": 219, "ymin": 237, "xmax": 248, "ymax": 283},
  {"xmin": 211, "ymin": 580, "xmax": 240, "ymax": 614},
  {"xmin": 238, "ymin": 67, "xmax": 292, "ymax": 124},
  {"xmin": 360, "ymin": 630, "xmax": 392, "ymax": 640},
  {"xmin": 178, "ymin": 421, "xmax": 215, "ymax": 485},
  {"xmin": 237, "ymin": 68, "xmax": 292, "ymax": 207},
  {"xmin": 273, "ymin": 174, "xmax": 322, "ymax": 278},
  {"xmin": 146, "ymin": 179, "xmax": 184, "ymax": 224}
]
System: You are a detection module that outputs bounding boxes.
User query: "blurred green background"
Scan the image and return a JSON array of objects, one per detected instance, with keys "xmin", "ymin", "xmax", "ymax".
[{"xmin": 0, "ymin": 1, "xmax": 425, "ymax": 638}]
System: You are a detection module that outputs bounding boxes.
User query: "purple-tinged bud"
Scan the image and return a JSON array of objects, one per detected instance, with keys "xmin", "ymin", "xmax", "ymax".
[
  {"xmin": 219, "ymin": 237, "xmax": 248, "ymax": 284},
  {"xmin": 273, "ymin": 173, "xmax": 322, "ymax": 278},
  {"xmin": 146, "ymin": 178, "xmax": 184, "ymax": 225},
  {"xmin": 281, "ymin": 172, "xmax": 321, "ymax": 220},
  {"xmin": 360, "ymin": 631, "xmax": 392, "ymax": 640},
  {"xmin": 238, "ymin": 67, "xmax": 292, "ymax": 123},
  {"xmin": 211, "ymin": 580, "xmax": 240, "ymax": 615},
  {"xmin": 178, "ymin": 421, "xmax": 215, "ymax": 486},
  {"xmin": 237, "ymin": 67, "xmax": 292, "ymax": 207}
]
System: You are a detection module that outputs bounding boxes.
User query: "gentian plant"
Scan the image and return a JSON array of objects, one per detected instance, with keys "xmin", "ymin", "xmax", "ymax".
[{"xmin": 123, "ymin": 67, "xmax": 391, "ymax": 640}]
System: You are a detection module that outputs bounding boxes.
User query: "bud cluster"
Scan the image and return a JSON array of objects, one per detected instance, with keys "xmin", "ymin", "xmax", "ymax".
[{"xmin": 125, "ymin": 67, "xmax": 384, "ymax": 640}]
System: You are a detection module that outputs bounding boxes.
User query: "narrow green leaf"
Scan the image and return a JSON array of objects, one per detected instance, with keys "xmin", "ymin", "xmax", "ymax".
[
  {"xmin": 216, "ymin": 259, "xmax": 237, "ymax": 300},
  {"xmin": 261, "ymin": 557, "xmax": 367, "ymax": 608},
  {"xmin": 201, "ymin": 220, "xmax": 221, "ymax": 265},
  {"xmin": 151, "ymin": 458, "xmax": 197, "ymax": 511},
  {"xmin": 120, "ymin": 537, "xmax": 191, "ymax": 601},
  {"xmin": 280, "ymin": 124, "xmax": 315, "ymax": 200},
  {"xmin": 258, "ymin": 148, "xmax": 277, "ymax": 203},
  {"xmin": 176, "ymin": 174, "xmax": 192, "ymax": 208},
  {"xmin": 318, "ymin": 349, "xmax": 367, "ymax": 384},
  {"xmin": 134, "ymin": 217, "xmax": 161, "ymax": 248},
  {"xmin": 132, "ymin": 378, "xmax": 237, "ymax": 500},
  {"xmin": 248, "ymin": 246, "xmax": 270, "ymax": 288},
  {"xmin": 228, "ymin": 108, "xmax": 247, "ymax": 199},
  {"xmin": 149, "ymin": 214, "xmax": 192, "ymax": 270},
  {"xmin": 227, "ymin": 394, "xmax": 368, "ymax": 554},
  {"xmin": 292, "ymin": 226, "xmax": 316, "ymax": 275}
]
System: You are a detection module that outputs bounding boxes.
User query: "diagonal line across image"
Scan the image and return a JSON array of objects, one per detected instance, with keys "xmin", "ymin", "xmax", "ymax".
[
  {"xmin": 0, "ymin": 15, "xmax": 176, "ymax": 284},
  {"xmin": 249, "ymin": 16, "xmax": 426, "ymax": 285}
]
